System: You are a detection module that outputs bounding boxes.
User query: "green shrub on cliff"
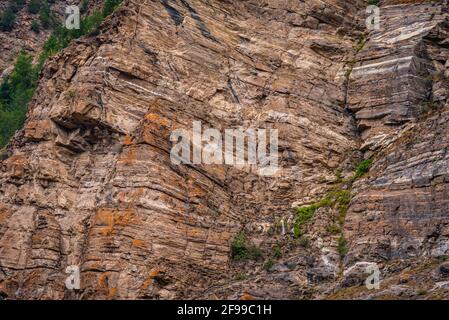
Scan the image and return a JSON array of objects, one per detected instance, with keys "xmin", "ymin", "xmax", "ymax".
[
  {"xmin": 102, "ymin": 0, "xmax": 122, "ymax": 17},
  {"xmin": 0, "ymin": 0, "xmax": 124, "ymax": 148},
  {"xmin": 38, "ymin": 0, "xmax": 122, "ymax": 67},
  {"xmin": 0, "ymin": 52, "xmax": 37, "ymax": 148},
  {"xmin": 337, "ymin": 236, "xmax": 348, "ymax": 258},
  {"xmin": 0, "ymin": 7, "xmax": 16, "ymax": 31},
  {"xmin": 354, "ymin": 159, "xmax": 373, "ymax": 179},
  {"xmin": 28, "ymin": 0, "xmax": 42, "ymax": 14},
  {"xmin": 231, "ymin": 231, "xmax": 262, "ymax": 261},
  {"xmin": 39, "ymin": 0, "xmax": 57, "ymax": 29}
]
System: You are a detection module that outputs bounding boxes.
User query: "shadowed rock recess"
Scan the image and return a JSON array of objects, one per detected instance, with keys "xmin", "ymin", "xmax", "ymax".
[{"xmin": 0, "ymin": 0, "xmax": 449, "ymax": 299}]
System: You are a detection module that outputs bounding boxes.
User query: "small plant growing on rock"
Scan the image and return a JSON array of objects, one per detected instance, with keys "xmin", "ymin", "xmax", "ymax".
[
  {"xmin": 335, "ymin": 169, "xmax": 343, "ymax": 183},
  {"xmin": 294, "ymin": 204, "xmax": 318, "ymax": 238},
  {"xmin": 354, "ymin": 158, "xmax": 373, "ymax": 179},
  {"xmin": 419, "ymin": 100, "xmax": 439, "ymax": 116},
  {"xmin": 67, "ymin": 89, "xmax": 76, "ymax": 100},
  {"xmin": 31, "ymin": 20, "xmax": 40, "ymax": 33},
  {"xmin": 263, "ymin": 259, "xmax": 274, "ymax": 271},
  {"xmin": 355, "ymin": 37, "xmax": 366, "ymax": 53},
  {"xmin": 272, "ymin": 245, "xmax": 282, "ymax": 259},
  {"xmin": 299, "ymin": 236, "xmax": 309, "ymax": 248},
  {"xmin": 338, "ymin": 236, "xmax": 348, "ymax": 258},
  {"xmin": 326, "ymin": 224, "xmax": 340, "ymax": 235},
  {"xmin": 231, "ymin": 231, "xmax": 262, "ymax": 261}
]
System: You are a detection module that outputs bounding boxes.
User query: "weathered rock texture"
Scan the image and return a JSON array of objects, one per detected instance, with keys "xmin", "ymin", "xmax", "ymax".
[
  {"xmin": 0, "ymin": 0, "xmax": 449, "ymax": 300},
  {"xmin": 342, "ymin": 0, "xmax": 449, "ymax": 299}
]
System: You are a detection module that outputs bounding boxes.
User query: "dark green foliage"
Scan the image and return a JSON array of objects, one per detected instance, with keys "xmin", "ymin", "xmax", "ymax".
[
  {"xmin": 0, "ymin": 148, "xmax": 8, "ymax": 160},
  {"xmin": 354, "ymin": 159, "xmax": 373, "ymax": 179},
  {"xmin": 0, "ymin": 7, "xmax": 16, "ymax": 31},
  {"xmin": 420, "ymin": 100, "xmax": 439, "ymax": 116},
  {"xmin": 39, "ymin": 0, "xmax": 56, "ymax": 29},
  {"xmin": 367, "ymin": 0, "xmax": 379, "ymax": 5},
  {"xmin": 36, "ymin": 0, "xmax": 122, "ymax": 65},
  {"xmin": 80, "ymin": 0, "xmax": 90, "ymax": 13},
  {"xmin": 28, "ymin": 0, "xmax": 41, "ymax": 14},
  {"xmin": 102, "ymin": 0, "xmax": 122, "ymax": 17},
  {"xmin": 337, "ymin": 236, "xmax": 348, "ymax": 258},
  {"xmin": 38, "ymin": 0, "xmax": 121, "ymax": 68},
  {"xmin": 231, "ymin": 231, "xmax": 262, "ymax": 261},
  {"xmin": 9, "ymin": 0, "xmax": 26, "ymax": 13},
  {"xmin": 31, "ymin": 20, "xmax": 40, "ymax": 33},
  {"xmin": 0, "ymin": 52, "xmax": 37, "ymax": 147},
  {"xmin": 82, "ymin": 9, "xmax": 104, "ymax": 35}
]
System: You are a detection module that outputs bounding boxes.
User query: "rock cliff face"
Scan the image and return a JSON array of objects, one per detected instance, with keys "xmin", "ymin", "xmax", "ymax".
[{"xmin": 0, "ymin": 0, "xmax": 449, "ymax": 299}]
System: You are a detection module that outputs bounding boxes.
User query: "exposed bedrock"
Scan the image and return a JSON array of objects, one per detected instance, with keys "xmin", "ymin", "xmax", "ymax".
[
  {"xmin": 0, "ymin": 0, "xmax": 366, "ymax": 299},
  {"xmin": 344, "ymin": 0, "xmax": 449, "ymax": 282},
  {"xmin": 0, "ymin": 0, "xmax": 448, "ymax": 300}
]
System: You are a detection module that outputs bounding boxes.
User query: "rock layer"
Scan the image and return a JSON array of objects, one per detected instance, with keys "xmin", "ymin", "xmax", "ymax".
[
  {"xmin": 346, "ymin": 0, "xmax": 449, "ymax": 266},
  {"xmin": 0, "ymin": 0, "xmax": 449, "ymax": 300}
]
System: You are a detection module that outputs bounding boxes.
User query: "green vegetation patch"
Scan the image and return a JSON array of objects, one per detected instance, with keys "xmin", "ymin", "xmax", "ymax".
[
  {"xmin": 231, "ymin": 231, "xmax": 262, "ymax": 261},
  {"xmin": 354, "ymin": 158, "xmax": 373, "ymax": 179},
  {"xmin": 0, "ymin": 51, "xmax": 37, "ymax": 147},
  {"xmin": 337, "ymin": 235, "xmax": 348, "ymax": 258},
  {"xmin": 0, "ymin": 0, "xmax": 124, "ymax": 149}
]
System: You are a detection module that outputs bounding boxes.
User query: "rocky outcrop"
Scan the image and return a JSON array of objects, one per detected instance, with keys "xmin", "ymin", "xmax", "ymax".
[
  {"xmin": 345, "ymin": 0, "xmax": 449, "ymax": 267},
  {"xmin": 348, "ymin": 1, "xmax": 448, "ymax": 151},
  {"xmin": 0, "ymin": 0, "xmax": 449, "ymax": 300}
]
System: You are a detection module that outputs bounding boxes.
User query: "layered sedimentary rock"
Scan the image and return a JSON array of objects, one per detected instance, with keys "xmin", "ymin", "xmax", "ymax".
[
  {"xmin": 345, "ymin": 0, "xmax": 449, "ymax": 262},
  {"xmin": 0, "ymin": 0, "xmax": 365, "ymax": 299},
  {"xmin": 0, "ymin": 0, "xmax": 449, "ymax": 300},
  {"xmin": 341, "ymin": 0, "xmax": 449, "ymax": 298},
  {"xmin": 348, "ymin": 0, "xmax": 448, "ymax": 151}
]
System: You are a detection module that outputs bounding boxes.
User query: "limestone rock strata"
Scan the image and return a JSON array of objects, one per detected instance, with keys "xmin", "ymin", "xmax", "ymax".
[
  {"xmin": 1, "ymin": 0, "xmax": 449, "ymax": 300},
  {"xmin": 348, "ymin": 1, "xmax": 449, "ymax": 151},
  {"xmin": 343, "ymin": 0, "xmax": 449, "ymax": 295},
  {"xmin": 0, "ymin": 0, "xmax": 364, "ymax": 299}
]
